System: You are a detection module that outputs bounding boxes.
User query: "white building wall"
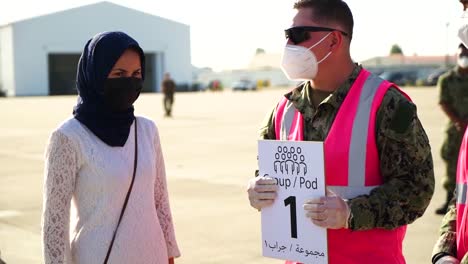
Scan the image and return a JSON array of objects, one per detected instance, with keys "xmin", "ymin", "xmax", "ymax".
[
  {"xmin": 10, "ymin": 2, "xmax": 191, "ymax": 96},
  {"xmin": 0, "ymin": 26, "xmax": 15, "ymax": 96}
]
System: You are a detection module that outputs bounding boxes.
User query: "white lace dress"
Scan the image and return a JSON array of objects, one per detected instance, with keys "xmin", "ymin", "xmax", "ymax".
[{"xmin": 41, "ymin": 116, "xmax": 180, "ymax": 264}]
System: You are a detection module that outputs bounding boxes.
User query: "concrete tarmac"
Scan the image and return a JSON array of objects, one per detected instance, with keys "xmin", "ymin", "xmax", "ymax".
[{"xmin": 0, "ymin": 87, "xmax": 448, "ymax": 263}]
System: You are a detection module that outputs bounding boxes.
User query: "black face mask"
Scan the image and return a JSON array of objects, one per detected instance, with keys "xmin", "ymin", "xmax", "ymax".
[{"xmin": 103, "ymin": 77, "xmax": 143, "ymax": 112}]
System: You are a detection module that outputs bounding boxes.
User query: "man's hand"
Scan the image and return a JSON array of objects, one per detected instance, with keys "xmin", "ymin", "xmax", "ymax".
[
  {"xmin": 455, "ymin": 121, "xmax": 467, "ymax": 132},
  {"xmin": 247, "ymin": 176, "xmax": 278, "ymax": 210},
  {"xmin": 440, "ymin": 103, "xmax": 467, "ymax": 132},
  {"xmin": 303, "ymin": 189, "xmax": 350, "ymax": 229},
  {"xmin": 435, "ymin": 255, "xmax": 460, "ymax": 264}
]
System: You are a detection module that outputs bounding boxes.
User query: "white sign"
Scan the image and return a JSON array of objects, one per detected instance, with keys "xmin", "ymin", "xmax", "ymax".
[{"xmin": 258, "ymin": 140, "xmax": 327, "ymax": 264}]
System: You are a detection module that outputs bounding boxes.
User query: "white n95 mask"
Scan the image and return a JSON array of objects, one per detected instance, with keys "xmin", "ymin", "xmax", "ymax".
[
  {"xmin": 458, "ymin": 56, "xmax": 468, "ymax": 68},
  {"xmin": 280, "ymin": 32, "xmax": 332, "ymax": 81}
]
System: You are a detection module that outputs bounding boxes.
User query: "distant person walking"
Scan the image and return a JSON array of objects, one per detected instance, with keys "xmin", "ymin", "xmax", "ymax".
[
  {"xmin": 41, "ymin": 31, "xmax": 180, "ymax": 264},
  {"xmin": 162, "ymin": 72, "xmax": 176, "ymax": 117},
  {"xmin": 435, "ymin": 43, "xmax": 468, "ymax": 215}
]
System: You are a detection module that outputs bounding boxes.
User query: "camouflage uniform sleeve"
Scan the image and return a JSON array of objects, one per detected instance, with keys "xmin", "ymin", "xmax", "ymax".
[
  {"xmin": 259, "ymin": 105, "xmax": 277, "ymax": 140},
  {"xmin": 347, "ymin": 87, "xmax": 435, "ymax": 230},
  {"xmin": 432, "ymin": 201, "xmax": 457, "ymax": 260},
  {"xmin": 438, "ymin": 73, "xmax": 452, "ymax": 105}
]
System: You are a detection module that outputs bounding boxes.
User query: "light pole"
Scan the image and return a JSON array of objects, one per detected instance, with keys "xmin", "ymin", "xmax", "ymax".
[{"xmin": 446, "ymin": 22, "xmax": 450, "ymax": 68}]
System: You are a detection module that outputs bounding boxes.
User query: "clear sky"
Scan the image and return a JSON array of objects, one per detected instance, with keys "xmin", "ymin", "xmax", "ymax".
[{"xmin": 0, "ymin": 0, "xmax": 464, "ymax": 71}]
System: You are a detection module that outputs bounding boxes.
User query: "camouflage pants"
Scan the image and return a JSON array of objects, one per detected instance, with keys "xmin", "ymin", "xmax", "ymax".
[
  {"xmin": 163, "ymin": 95, "xmax": 174, "ymax": 116},
  {"xmin": 441, "ymin": 125, "xmax": 464, "ymax": 193}
]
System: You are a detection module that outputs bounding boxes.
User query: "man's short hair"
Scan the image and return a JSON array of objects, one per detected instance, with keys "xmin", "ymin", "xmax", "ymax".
[{"xmin": 293, "ymin": 0, "xmax": 354, "ymax": 39}]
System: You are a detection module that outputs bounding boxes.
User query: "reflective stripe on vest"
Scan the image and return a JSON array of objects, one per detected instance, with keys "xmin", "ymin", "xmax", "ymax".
[
  {"xmin": 276, "ymin": 99, "xmax": 304, "ymax": 141},
  {"xmin": 275, "ymin": 70, "xmax": 385, "ymax": 198},
  {"xmin": 328, "ymin": 72, "xmax": 383, "ymax": 198},
  {"xmin": 456, "ymin": 129, "xmax": 468, "ymax": 260},
  {"xmin": 458, "ymin": 183, "xmax": 467, "ymax": 205},
  {"xmin": 275, "ymin": 69, "xmax": 410, "ymax": 264}
]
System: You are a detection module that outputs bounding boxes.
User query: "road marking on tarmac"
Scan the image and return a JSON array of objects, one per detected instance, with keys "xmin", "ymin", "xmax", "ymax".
[{"xmin": 0, "ymin": 210, "xmax": 21, "ymax": 219}]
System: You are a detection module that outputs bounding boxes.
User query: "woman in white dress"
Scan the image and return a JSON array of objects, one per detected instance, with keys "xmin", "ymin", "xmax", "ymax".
[{"xmin": 42, "ymin": 31, "xmax": 180, "ymax": 264}]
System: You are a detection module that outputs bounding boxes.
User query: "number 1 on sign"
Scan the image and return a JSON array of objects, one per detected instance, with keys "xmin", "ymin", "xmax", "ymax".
[{"xmin": 284, "ymin": 196, "xmax": 298, "ymax": 239}]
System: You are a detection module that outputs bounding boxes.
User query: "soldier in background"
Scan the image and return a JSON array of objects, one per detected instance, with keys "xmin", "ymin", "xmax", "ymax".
[
  {"xmin": 162, "ymin": 72, "xmax": 176, "ymax": 117},
  {"xmin": 435, "ymin": 43, "xmax": 468, "ymax": 215}
]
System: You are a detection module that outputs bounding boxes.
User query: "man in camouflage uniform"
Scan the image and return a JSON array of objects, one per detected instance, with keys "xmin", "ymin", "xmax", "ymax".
[
  {"xmin": 250, "ymin": 63, "xmax": 434, "ymax": 230},
  {"xmin": 247, "ymin": 0, "xmax": 434, "ymax": 262},
  {"xmin": 435, "ymin": 43, "xmax": 468, "ymax": 215}
]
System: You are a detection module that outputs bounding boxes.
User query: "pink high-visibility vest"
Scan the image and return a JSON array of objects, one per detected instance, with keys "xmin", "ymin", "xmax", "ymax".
[
  {"xmin": 276, "ymin": 69, "xmax": 409, "ymax": 264},
  {"xmin": 456, "ymin": 129, "xmax": 468, "ymax": 260}
]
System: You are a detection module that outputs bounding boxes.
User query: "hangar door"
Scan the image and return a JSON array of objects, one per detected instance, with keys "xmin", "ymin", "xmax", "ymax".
[
  {"xmin": 48, "ymin": 54, "xmax": 81, "ymax": 95},
  {"xmin": 48, "ymin": 53, "xmax": 156, "ymax": 95}
]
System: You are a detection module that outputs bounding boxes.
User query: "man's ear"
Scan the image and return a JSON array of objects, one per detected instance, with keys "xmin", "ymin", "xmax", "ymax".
[{"xmin": 329, "ymin": 31, "xmax": 341, "ymax": 51}]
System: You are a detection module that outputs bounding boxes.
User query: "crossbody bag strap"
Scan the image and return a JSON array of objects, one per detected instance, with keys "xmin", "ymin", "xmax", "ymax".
[{"xmin": 103, "ymin": 118, "xmax": 138, "ymax": 264}]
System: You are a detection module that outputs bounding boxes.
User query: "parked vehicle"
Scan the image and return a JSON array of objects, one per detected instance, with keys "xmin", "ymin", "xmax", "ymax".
[
  {"xmin": 232, "ymin": 80, "xmax": 257, "ymax": 91},
  {"xmin": 425, "ymin": 67, "xmax": 449, "ymax": 86},
  {"xmin": 191, "ymin": 82, "xmax": 207, "ymax": 91},
  {"xmin": 208, "ymin": 79, "xmax": 223, "ymax": 91},
  {"xmin": 379, "ymin": 70, "xmax": 418, "ymax": 86},
  {"xmin": 175, "ymin": 82, "xmax": 206, "ymax": 92}
]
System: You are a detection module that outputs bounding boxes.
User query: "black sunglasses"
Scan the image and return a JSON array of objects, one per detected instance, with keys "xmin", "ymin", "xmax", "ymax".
[{"xmin": 284, "ymin": 26, "xmax": 350, "ymax": 45}]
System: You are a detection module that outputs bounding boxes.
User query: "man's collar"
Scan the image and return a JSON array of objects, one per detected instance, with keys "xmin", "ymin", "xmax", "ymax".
[
  {"xmin": 455, "ymin": 66, "xmax": 468, "ymax": 78},
  {"xmin": 284, "ymin": 64, "xmax": 362, "ymax": 112}
]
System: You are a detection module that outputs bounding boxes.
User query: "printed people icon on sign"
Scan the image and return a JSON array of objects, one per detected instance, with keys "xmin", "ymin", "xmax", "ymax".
[
  {"xmin": 273, "ymin": 146, "xmax": 308, "ymax": 175},
  {"xmin": 299, "ymin": 154, "xmax": 307, "ymax": 175}
]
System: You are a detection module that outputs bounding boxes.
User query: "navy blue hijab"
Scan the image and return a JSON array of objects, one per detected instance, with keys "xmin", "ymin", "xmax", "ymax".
[{"xmin": 73, "ymin": 31, "xmax": 145, "ymax": 147}]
